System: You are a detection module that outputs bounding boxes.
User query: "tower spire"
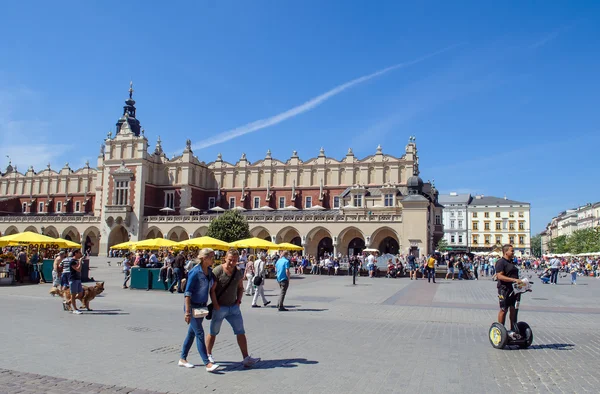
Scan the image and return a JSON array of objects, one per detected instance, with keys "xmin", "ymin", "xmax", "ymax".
[{"xmin": 129, "ymin": 80, "xmax": 134, "ymax": 99}]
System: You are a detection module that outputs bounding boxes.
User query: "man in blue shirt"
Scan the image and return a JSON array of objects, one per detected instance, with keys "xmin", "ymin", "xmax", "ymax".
[{"xmin": 275, "ymin": 251, "xmax": 291, "ymax": 312}]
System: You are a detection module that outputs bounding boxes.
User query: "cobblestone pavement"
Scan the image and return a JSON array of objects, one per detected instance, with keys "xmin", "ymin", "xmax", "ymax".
[{"xmin": 1, "ymin": 259, "xmax": 599, "ymax": 393}]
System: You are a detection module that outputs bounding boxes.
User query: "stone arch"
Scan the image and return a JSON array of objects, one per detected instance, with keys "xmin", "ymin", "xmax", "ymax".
[
  {"xmin": 305, "ymin": 226, "xmax": 333, "ymax": 258},
  {"xmin": 43, "ymin": 226, "xmax": 59, "ymax": 238},
  {"xmin": 3, "ymin": 226, "xmax": 19, "ymax": 236},
  {"xmin": 82, "ymin": 226, "xmax": 100, "ymax": 256},
  {"xmin": 370, "ymin": 227, "xmax": 400, "ymax": 255},
  {"xmin": 145, "ymin": 226, "xmax": 164, "ymax": 240},
  {"xmin": 338, "ymin": 226, "xmax": 365, "ymax": 256},
  {"xmin": 250, "ymin": 226, "xmax": 271, "ymax": 241},
  {"xmin": 167, "ymin": 226, "xmax": 189, "ymax": 242},
  {"xmin": 193, "ymin": 226, "xmax": 209, "ymax": 238},
  {"xmin": 108, "ymin": 225, "xmax": 128, "ymax": 249},
  {"xmin": 24, "ymin": 226, "xmax": 38, "ymax": 233},
  {"xmin": 61, "ymin": 226, "xmax": 81, "ymax": 242},
  {"xmin": 276, "ymin": 226, "xmax": 301, "ymax": 244}
]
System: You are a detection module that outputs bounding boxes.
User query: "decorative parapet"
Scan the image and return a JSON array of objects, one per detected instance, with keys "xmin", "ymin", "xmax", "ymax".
[
  {"xmin": 144, "ymin": 212, "xmax": 402, "ymax": 224},
  {"xmin": 0, "ymin": 215, "xmax": 101, "ymax": 223}
]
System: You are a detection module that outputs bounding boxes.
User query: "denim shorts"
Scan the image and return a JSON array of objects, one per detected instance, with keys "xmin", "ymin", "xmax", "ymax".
[
  {"xmin": 60, "ymin": 273, "xmax": 71, "ymax": 288},
  {"xmin": 448, "ymin": 267, "xmax": 454, "ymax": 274},
  {"xmin": 209, "ymin": 304, "xmax": 245, "ymax": 336},
  {"xmin": 69, "ymin": 280, "xmax": 83, "ymax": 294}
]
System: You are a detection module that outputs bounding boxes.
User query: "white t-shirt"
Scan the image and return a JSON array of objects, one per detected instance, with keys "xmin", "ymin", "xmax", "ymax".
[{"xmin": 367, "ymin": 254, "xmax": 375, "ymax": 267}]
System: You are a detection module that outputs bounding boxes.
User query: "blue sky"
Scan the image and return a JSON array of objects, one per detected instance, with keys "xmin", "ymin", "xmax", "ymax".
[{"xmin": 1, "ymin": 1, "xmax": 599, "ymax": 233}]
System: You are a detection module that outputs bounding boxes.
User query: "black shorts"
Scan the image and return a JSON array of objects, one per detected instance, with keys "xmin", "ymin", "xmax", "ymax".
[{"xmin": 498, "ymin": 287, "xmax": 521, "ymax": 311}]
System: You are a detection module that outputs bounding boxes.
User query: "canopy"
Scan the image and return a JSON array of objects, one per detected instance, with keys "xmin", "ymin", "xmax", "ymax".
[
  {"xmin": 275, "ymin": 242, "xmax": 303, "ymax": 251},
  {"xmin": 307, "ymin": 204, "xmax": 326, "ymax": 210},
  {"xmin": 177, "ymin": 236, "xmax": 231, "ymax": 251},
  {"xmin": 111, "ymin": 241, "xmax": 135, "ymax": 250},
  {"xmin": 54, "ymin": 238, "xmax": 81, "ymax": 248},
  {"xmin": 159, "ymin": 207, "xmax": 175, "ymax": 214},
  {"xmin": 257, "ymin": 206, "xmax": 274, "ymax": 211},
  {"xmin": 209, "ymin": 206, "xmax": 226, "ymax": 212},
  {"xmin": 231, "ymin": 206, "xmax": 246, "ymax": 211},
  {"xmin": 0, "ymin": 231, "xmax": 78, "ymax": 248},
  {"xmin": 280, "ymin": 205, "xmax": 298, "ymax": 211},
  {"xmin": 229, "ymin": 237, "xmax": 278, "ymax": 250},
  {"xmin": 184, "ymin": 206, "xmax": 200, "ymax": 212},
  {"xmin": 132, "ymin": 238, "xmax": 179, "ymax": 250},
  {"xmin": 363, "ymin": 248, "xmax": 379, "ymax": 253}
]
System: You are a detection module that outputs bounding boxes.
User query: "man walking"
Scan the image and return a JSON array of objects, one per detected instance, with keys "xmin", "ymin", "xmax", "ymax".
[
  {"xmin": 426, "ymin": 254, "xmax": 437, "ymax": 283},
  {"xmin": 66, "ymin": 250, "xmax": 84, "ymax": 314},
  {"xmin": 251, "ymin": 253, "xmax": 271, "ymax": 308},
  {"xmin": 549, "ymin": 256, "xmax": 561, "ymax": 285},
  {"xmin": 170, "ymin": 251, "xmax": 186, "ymax": 293},
  {"xmin": 445, "ymin": 257, "xmax": 455, "ymax": 280},
  {"xmin": 52, "ymin": 251, "xmax": 66, "ymax": 289},
  {"xmin": 275, "ymin": 251, "xmax": 291, "ymax": 311},
  {"xmin": 206, "ymin": 249, "xmax": 260, "ymax": 368}
]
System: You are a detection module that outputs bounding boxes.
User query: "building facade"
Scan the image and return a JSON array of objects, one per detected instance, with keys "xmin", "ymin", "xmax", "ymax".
[
  {"xmin": 0, "ymin": 85, "xmax": 444, "ymax": 257},
  {"xmin": 467, "ymin": 195, "xmax": 531, "ymax": 256},
  {"xmin": 540, "ymin": 202, "xmax": 600, "ymax": 254},
  {"xmin": 438, "ymin": 192, "xmax": 471, "ymax": 252}
]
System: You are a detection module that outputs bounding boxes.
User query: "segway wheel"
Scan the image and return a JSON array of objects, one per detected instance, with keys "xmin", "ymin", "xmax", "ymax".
[
  {"xmin": 516, "ymin": 322, "xmax": 533, "ymax": 349},
  {"xmin": 489, "ymin": 323, "xmax": 508, "ymax": 349}
]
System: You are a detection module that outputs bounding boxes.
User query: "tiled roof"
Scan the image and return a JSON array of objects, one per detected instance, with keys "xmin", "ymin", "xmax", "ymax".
[{"xmin": 468, "ymin": 196, "xmax": 528, "ymax": 206}]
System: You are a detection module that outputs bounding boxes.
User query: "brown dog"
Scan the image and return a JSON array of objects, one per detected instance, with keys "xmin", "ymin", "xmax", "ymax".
[{"xmin": 49, "ymin": 282, "xmax": 105, "ymax": 311}]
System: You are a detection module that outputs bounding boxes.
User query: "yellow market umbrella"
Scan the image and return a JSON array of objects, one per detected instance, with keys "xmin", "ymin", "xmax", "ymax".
[
  {"xmin": 111, "ymin": 241, "xmax": 135, "ymax": 250},
  {"xmin": 275, "ymin": 242, "xmax": 303, "ymax": 251},
  {"xmin": 54, "ymin": 238, "xmax": 81, "ymax": 249},
  {"xmin": 229, "ymin": 237, "xmax": 278, "ymax": 250},
  {"xmin": 0, "ymin": 231, "xmax": 74, "ymax": 248},
  {"xmin": 177, "ymin": 236, "xmax": 231, "ymax": 251},
  {"xmin": 131, "ymin": 238, "xmax": 179, "ymax": 250}
]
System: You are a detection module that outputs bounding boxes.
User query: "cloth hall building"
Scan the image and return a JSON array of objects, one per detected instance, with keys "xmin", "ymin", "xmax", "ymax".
[{"xmin": 0, "ymin": 85, "xmax": 443, "ymax": 257}]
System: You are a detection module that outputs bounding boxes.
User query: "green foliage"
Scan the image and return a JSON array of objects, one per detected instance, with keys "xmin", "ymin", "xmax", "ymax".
[
  {"xmin": 548, "ymin": 229, "xmax": 600, "ymax": 254},
  {"xmin": 206, "ymin": 211, "xmax": 251, "ymax": 243},
  {"xmin": 530, "ymin": 234, "xmax": 542, "ymax": 257},
  {"xmin": 436, "ymin": 238, "xmax": 449, "ymax": 252}
]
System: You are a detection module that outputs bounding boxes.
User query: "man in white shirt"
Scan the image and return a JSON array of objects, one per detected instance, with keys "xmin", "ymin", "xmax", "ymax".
[
  {"xmin": 238, "ymin": 249, "xmax": 248, "ymax": 271},
  {"xmin": 367, "ymin": 252, "xmax": 376, "ymax": 278},
  {"xmin": 251, "ymin": 253, "xmax": 271, "ymax": 308},
  {"xmin": 550, "ymin": 257, "xmax": 561, "ymax": 285}
]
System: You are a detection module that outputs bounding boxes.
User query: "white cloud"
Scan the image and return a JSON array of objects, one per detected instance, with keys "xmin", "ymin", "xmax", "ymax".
[{"xmin": 191, "ymin": 45, "xmax": 460, "ymax": 151}]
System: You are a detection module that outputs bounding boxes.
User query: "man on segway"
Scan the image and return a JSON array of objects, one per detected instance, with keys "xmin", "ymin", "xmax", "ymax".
[{"xmin": 495, "ymin": 244, "xmax": 523, "ymax": 340}]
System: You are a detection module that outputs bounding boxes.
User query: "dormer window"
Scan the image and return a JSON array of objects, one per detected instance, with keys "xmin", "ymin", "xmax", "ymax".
[
  {"xmin": 353, "ymin": 194, "xmax": 363, "ymax": 207},
  {"xmin": 384, "ymin": 194, "xmax": 394, "ymax": 207},
  {"xmin": 114, "ymin": 181, "xmax": 129, "ymax": 205}
]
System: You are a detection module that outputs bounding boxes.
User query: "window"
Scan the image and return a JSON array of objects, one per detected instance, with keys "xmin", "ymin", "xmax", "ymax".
[
  {"xmin": 509, "ymin": 222, "xmax": 515, "ymax": 231},
  {"xmin": 484, "ymin": 222, "xmax": 490, "ymax": 230},
  {"xmin": 56, "ymin": 202, "xmax": 62, "ymax": 213},
  {"xmin": 518, "ymin": 222, "xmax": 525, "ymax": 230},
  {"xmin": 519, "ymin": 212, "xmax": 524, "ymax": 218},
  {"xmin": 509, "ymin": 212, "xmax": 515, "ymax": 218},
  {"xmin": 472, "ymin": 236, "xmax": 478, "ymax": 245},
  {"xmin": 485, "ymin": 235, "xmax": 491, "ymax": 245},
  {"xmin": 472, "ymin": 212, "xmax": 478, "ymax": 218},
  {"xmin": 75, "ymin": 201, "xmax": 81, "ymax": 213},
  {"xmin": 496, "ymin": 222, "xmax": 501, "ymax": 230},
  {"xmin": 39, "ymin": 202, "xmax": 44, "ymax": 212},
  {"xmin": 384, "ymin": 194, "xmax": 393, "ymax": 207},
  {"xmin": 450, "ymin": 211, "xmax": 455, "ymax": 217},
  {"xmin": 484, "ymin": 212, "xmax": 490, "ymax": 218},
  {"xmin": 473, "ymin": 222, "xmax": 478, "ymax": 230},
  {"xmin": 458, "ymin": 211, "xmax": 463, "ymax": 217},
  {"xmin": 450, "ymin": 235, "xmax": 455, "ymax": 243},
  {"xmin": 165, "ymin": 191, "xmax": 175, "ymax": 209},
  {"xmin": 458, "ymin": 220, "xmax": 463, "ymax": 229},
  {"xmin": 509, "ymin": 235, "xmax": 515, "ymax": 244},
  {"xmin": 353, "ymin": 194, "xmax": 362, "ymax": 207},
  {"xmin": 279, "ymin": 196, "xmax": 285, "ymax": 209},
  {"xmin": 450, "ymin": 220, "xmax": 455, "ymax": 229},
  {"xmin": 208, "ymin": 197, "xmax": 216, "ymax": 209},
  {"xmin": 496, "ymin": 212, "xmax": 501, "ymax": 218},
  {"xmin": 305, "ymin": 196, "xmax": 312, "ymax": 209},
  {"xmin": 22, "ymin": 202, "xmax": 27, "ymax": 212},
  {"xmin": 519, "ymin": 235, "xmax": 525, "ymax": 244},
  {"xmin": 253, "ymin": 197, "xmax": 260, "ymax": 209},
  {"xmin": 458, "ymin": 235, "xmax": 463, "ymax": 244},
  {"xmin": 114, "ymin": 181, "xmax": 129, "ymax": 205},
  {"xmin": 495, "ymin": 236, "xmax": 502, "ymax": 245},
  {"xmin": 435, "ymin": 215, "xmax": 441, "ymax": 225},
  {"xmin": 229, "ymin": 197, "xmax": 235, "ymax": 209},
  {"xmin": 333, "ymin": 196, "xmax": 340, "ymax": 209}
]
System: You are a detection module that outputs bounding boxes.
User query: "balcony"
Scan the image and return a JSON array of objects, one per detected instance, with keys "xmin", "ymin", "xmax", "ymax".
[
  {"xmin": 0, "ymin": 214, "xmax": 100, "ymax": 224},
  {"xmin": 104, "ymin": 205, "xmax": 133, "ymax": 226}
]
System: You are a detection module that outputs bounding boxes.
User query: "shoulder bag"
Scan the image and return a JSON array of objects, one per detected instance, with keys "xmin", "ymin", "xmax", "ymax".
[{"xmin": 206, "ymin": 268, "xmax": 237, "ymax": 320}]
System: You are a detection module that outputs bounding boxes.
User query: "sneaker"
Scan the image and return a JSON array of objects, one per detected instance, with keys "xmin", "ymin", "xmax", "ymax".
[
  {"xmin": 178, "ymin": 360, "xmax": 194, "ymax": 368},
  {"xmin": 264, "ymin": 301, "xmax": 271, "ymax": 307},
  {"xmin": 208, "ymin": 354, "xmax": 215, "ymax": 364},
  {"xmin": 242, "ymin": 356, "xmax": 260, "ymax": 368},
  {"xmin": 72, "ymin": 310, "xmax": 83, "ymax": 315},
  {"xmin": 252, "ymin": 305, "xmax": 261, "ymax": 308},
  {"xmin": 278, "ymin": 308, "xmax": 289, "ymax": 312},
  {"xmin": 206, "ymin": 364, "xmax": 220, "ymax": 373}
]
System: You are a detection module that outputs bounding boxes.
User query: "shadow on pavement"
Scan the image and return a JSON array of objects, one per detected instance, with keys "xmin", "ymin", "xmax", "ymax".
[
  {"xmin": 527, "ymin": 343, "xmax": 575, "ymax": 350},
  {"xmin": 214, "ymin": 358, "xmax": 319, "ymax": 373},
  {"xmin": 83, "ymin": 309, "xmax": 130, "ymax": 315}
]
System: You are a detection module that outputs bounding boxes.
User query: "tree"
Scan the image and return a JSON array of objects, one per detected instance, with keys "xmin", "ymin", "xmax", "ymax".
[
  {"xmin": 548, "ymin": 235, "xmax": 568, "ymax": 254},
  {"xmin": 436, "ymin": 238, "xmax": 449, "ymax": 252},
  {"xmin": 530, "ymin": 234, "xmax": 542, "ymax": 257},
  {"xmin": 206, "ymin": 211, "xmax": 251, "ymax": 243},
  {"xmin": 565, "ymin": 228, "xmax": 600, "ymax": 254}
]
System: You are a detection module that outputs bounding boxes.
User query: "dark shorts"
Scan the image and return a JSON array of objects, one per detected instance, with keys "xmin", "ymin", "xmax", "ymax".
[
  {"xmin": 60, "ymin": 273, "xmax": 71, "ymax": 288},
  {"xmin": 498, "ymin": 287, "xmax": 521, "ymax": 311},
  {"xmin": 69, "ymin": 280, "xmax": 83, "ymax": 295}
]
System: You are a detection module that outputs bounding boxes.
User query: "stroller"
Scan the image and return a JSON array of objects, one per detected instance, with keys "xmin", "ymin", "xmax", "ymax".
[{"xmin": 538, "ymin": 268, "xmax": 551, "ymax": 284}]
